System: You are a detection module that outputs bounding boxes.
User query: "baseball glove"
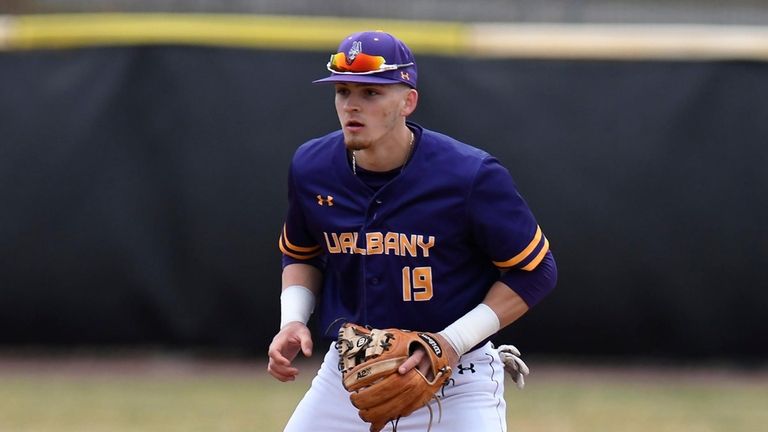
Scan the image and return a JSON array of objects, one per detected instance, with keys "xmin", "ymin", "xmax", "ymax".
[{"xmin": 336, "ymin": 323, "xmax": 452, "ymax": 432}]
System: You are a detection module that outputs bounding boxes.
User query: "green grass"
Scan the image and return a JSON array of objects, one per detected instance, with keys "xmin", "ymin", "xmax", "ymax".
[
  {"xmin": 505, "ymin": 374, "xmax": 768, "ymax": 432},
  {"xmin": 0, "ymin": 358, "xmax": 766, "ymax": 432},
  {"xmin": 0, "ymin": 374, "xmax": 299, "ymax": 431}
]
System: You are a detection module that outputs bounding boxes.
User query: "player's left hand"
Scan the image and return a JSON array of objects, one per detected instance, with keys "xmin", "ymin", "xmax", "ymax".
[
  {"xmin": 398, "ymin": 333, "xmax": 459, "ymax": 376},
  {"xmin": 336, "ymin": 324, "xmax": 453, "ymax": 432}
]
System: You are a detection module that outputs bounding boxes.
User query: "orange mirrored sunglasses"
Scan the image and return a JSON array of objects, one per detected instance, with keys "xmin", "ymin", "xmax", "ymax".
[{"xmin": 327, "ymin": 52, "xmax": 414, "ymax": 75}]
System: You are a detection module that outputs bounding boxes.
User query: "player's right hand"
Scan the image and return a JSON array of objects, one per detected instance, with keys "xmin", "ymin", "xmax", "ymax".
[{"xmin": 267, "ymin": 321, "xmax": 313, "ymax": 382}]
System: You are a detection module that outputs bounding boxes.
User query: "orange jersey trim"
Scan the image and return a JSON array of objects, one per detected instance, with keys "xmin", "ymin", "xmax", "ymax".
[
  {"xmin": 279, "ymin": 225, "xmax": 322, "ymax": 260},
  {"xmin": 279, "ymin": 238, "xmax": 322, "ymax": 260},
  {"xmin": 521, "ymin": 236, "xmax": 549, "ymax": 271},
  {"xmin": 281, "ymin": 225, "xmax": 321, "ymax": 253},
  {"xmin": 492, "ymin": 225, "xmax": 543, "ymax": 269}
]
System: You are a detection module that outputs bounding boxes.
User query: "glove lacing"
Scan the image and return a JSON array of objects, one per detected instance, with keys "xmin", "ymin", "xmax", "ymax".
[{"xmin": 388, "ymin": 370, "xmax": 449, "ymax": 432}]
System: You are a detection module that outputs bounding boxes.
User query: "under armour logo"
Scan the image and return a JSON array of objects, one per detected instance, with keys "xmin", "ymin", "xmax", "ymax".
[
  {"xmin": 401, "ymin": 71, "xmax": 410, "ymax": 81},
  {"xmin": 457, "ymin": 363, "xmax": 476, "ymax": 374},
  {"xmin": 317, "ymin": 195, "xmax": 334, "ymax": 206}
]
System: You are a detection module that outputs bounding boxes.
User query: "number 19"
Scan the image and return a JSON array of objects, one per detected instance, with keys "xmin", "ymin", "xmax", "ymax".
[{"xmin": 402, "ymin": 266, "xmax": 433, "ymax": 301}]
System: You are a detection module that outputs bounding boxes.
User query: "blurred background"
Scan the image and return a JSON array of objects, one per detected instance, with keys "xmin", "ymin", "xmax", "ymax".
[
  {"xmin": 1, "ymin": 1, "xmax": 767, "ymax": 431},
  {"xmin": 2, "ymin": 0, "xmax": 768, "ymax": 23}
]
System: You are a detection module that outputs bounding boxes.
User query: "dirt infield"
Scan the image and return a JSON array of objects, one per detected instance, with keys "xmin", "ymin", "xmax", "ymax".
[
  {"xmin": 1, "ymin": 350, "xmax": 766, "ymax": 385},
  {"xmin": 0, "ymin": 350, "xmax": 268, "ymax": 377}
]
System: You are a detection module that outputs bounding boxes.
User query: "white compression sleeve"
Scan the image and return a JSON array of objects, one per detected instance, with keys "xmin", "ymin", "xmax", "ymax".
[
  {"xmin": 438, "ymin": 303, "xmax": 501, "ymax": 356},
  {"xmin": 279, "ymin": 285, "xmax": 316, "ymax": 329}
]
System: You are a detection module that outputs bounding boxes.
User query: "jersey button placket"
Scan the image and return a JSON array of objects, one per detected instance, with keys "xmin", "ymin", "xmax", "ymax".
[
  {"xmin": 362, "ymin": 195, "xmax": 384, "ymax": 323},
  {"xmin": 371, "ymin": 199, "xmax": 383, "ymax": 220}
]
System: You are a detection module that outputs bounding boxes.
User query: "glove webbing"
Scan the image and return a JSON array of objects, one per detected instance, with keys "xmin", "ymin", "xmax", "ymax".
[{"xmin": 336, "ymin": 326, "xmax": 395, "ymax": 371}]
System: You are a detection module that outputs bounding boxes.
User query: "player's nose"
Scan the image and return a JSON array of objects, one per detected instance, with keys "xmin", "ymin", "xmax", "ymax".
[
  {"xmin": 343, "ymin": 101, "xmax": 360, "ymax": 112},
  {"xmin": 341, "ymin": 95, "xmax": 361, "ymax": 112}
]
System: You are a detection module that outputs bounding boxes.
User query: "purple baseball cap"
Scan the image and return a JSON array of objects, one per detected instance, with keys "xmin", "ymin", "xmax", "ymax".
[{"xmin": 313, "ymin": 31, "xmax": 418, "ymax": 88}]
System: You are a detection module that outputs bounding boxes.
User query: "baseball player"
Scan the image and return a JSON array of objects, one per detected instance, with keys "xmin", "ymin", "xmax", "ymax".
[{"xmin": 268, "ymin": 30, "xmax": 557, "ymax": 431}]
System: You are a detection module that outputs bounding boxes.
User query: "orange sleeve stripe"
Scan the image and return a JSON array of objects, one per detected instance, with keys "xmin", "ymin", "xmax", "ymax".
[
  {"xmin": 492, "ymin": 225, "xmax": 543, "ymax": 268},
  {"xmin": 279, "ymin": 235, "xmax": 322, "ymax": 260},
  {"xmin": 521, "ymin": 236, "xmax": 549, "ymax": 271},
  {"xmin": 281, "ymin": 225, "xmax": 321, "ymax": 253}
]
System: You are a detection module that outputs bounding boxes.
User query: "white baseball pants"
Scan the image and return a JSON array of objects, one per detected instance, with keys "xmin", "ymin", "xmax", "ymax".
[{"xmin": 283, "ymin": 341, "xmax": 508, "ymax": 432}]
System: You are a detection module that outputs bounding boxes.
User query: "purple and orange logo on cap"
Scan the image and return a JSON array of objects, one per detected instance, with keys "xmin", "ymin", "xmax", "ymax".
[
  {"xmin": 347, "ymin": 40, "xmax": 362, "ymax": 64},
  {"xmin": 313, "ymin": 31, "xmax": 418, "ymax": 88}
]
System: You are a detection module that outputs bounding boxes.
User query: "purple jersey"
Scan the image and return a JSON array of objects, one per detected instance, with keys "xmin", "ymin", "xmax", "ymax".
[{"xmin": 279, "ymin": 122, "xmax": 550, "ymax": 336}]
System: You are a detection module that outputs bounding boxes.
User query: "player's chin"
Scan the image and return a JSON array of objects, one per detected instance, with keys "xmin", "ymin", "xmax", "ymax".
[{"xmin": 344, "ymin": 136, "xmax": 370, "ymax": 151}]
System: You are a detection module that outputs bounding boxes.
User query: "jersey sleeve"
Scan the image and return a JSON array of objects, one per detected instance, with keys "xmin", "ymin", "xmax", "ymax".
[
  {"xmin": 468, "ymin": 157, "xmax": 550, "ymax": 271},
  {"xmin": 279, "ymin": 162, "xmax": 323, "ymax": 265},
  {"xmin": 500, "ymin": 250, "xmax": 557, "ymax": 306}
]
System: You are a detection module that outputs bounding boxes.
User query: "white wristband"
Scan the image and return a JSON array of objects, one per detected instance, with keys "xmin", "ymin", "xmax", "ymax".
[
  {"xmin": 438, "ymin": 303, "xmax": 501, "ymax": 356},
  {"xmin": 279, "ymin": 285, "xmax": 316, "ymax": 329}
]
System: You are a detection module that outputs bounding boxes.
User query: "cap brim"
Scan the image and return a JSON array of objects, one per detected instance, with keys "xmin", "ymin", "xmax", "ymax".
[{"xmin": 312, "ymin": 74, "xmax": 403, "ymax": 85}]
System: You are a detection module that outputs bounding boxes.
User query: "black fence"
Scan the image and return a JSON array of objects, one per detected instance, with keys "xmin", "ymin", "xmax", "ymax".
[{"xmin": 1, "ymin": 46, "xmax": 766, "ymax": 360}]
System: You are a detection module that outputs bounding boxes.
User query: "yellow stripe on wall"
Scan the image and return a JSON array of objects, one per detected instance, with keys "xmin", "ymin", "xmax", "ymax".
[
  {"xmin": 2, "ymin": 13, "xmax": 768, "ymax": 61},
  {"xmin": 3, "ymin": 14, "xmax": 467, "ymax": 54},
  {"xmin": 469, "ymin": 23, "xmax": 768, "ymax": 60}
]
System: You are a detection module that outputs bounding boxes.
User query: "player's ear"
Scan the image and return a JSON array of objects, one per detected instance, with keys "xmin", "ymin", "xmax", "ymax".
[{"xmin": 401, "ymin": 88, "xmax": 418, "ymax": 116}]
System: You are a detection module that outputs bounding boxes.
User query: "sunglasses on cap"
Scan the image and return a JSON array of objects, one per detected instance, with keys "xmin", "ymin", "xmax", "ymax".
[{"xmin": 327, "ymin": 51, "xmax": 414, "ymax": 75}]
